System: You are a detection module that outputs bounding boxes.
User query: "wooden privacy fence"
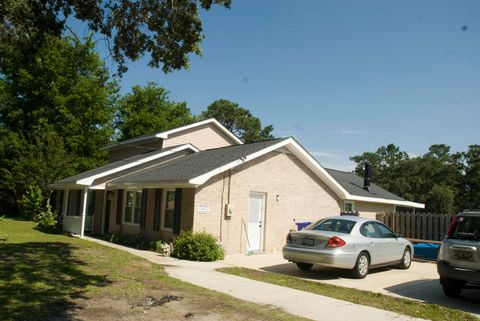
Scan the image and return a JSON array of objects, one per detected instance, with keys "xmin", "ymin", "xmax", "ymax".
[{"xmin": 376, "ymin": 212, "xmax": 455, "ymax": 241}]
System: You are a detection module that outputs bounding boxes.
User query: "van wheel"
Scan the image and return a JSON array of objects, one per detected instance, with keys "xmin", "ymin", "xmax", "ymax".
[
  {"xmin": 296, "ymin": 263, "xmax": 313, "ymax": 271},
  {"xmin": 352, "ymin": 252, "xmax": 369, "ymax": 279},
  {"xmin": 398, "ymin": 248, "xmax": 412, "ymax": 269},
  {"xmin": 441, "ymin": 278, "xmax": 462, "ymax": 297}
]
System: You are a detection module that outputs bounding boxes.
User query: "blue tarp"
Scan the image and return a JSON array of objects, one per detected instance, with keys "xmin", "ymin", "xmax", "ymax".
[
  {"xmin": 413, "ymin": 243, "xmax": 440, "ymax": 260},
  {"xmin": 295, "ymin": 222, "xmax": 312, "ymax": 231}
]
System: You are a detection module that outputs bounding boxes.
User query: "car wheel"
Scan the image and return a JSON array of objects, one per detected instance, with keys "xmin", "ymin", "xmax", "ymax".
[
  {"xmin": 296, "ymin": 263, "xmax": 313, "ymax": 271},
  {"xmin": 398, "ymin": 247, "xmax": 412, "ymax": 269},
  {"xmin": 352, "ymin": 252, "xmax": 369, "ymax": 279},
  {"xmin": 441, "ymin": 278, "xmax": 463, "ymax": 298}
]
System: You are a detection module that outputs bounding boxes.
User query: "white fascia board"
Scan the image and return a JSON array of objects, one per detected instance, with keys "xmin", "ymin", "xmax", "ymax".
[
  {"xmin": 76, "ymin": 144, "xmax": 198, "ymax": 186},
  {"xmin": 189, "ymin": 139, "xmax": 293, "ymax": 185},
  {"xmin": 347, "ymin": 195, "xmax": 425, "ymax": 209},
  {"xmin": 285, "ymin": 139, "xmax": 349, "ymax": 199},
  {"xmin": 156, "ymin": 118, "xmax": 243, "ymax": 145},
  {"xmin": 188, "ymin": 138, "xmax": 350, "ymax": 202}
]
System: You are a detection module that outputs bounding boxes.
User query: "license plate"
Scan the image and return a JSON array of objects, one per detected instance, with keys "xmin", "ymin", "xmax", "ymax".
[
  {"xmin": 454, "ymin": 250, "xmax": 473, "ymax": 261},
  {"xmin": 302, "ymin": 238, "xmax": 314, "ymax": 246}
]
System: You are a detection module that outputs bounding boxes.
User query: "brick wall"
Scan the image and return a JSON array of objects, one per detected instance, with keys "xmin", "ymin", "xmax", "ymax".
[{"xmin": 193, "ymin": 151, "xmax": 343, "ymax": 254}]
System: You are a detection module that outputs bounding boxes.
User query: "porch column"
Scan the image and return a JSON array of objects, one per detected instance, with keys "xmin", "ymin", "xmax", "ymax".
[
  {"xmin": 80, "ymin": 187, "xmax": 88, "ymax": 238},
  {"xmin": 62, "ymin": 189, "xmax": 69, "ymax": 227}
]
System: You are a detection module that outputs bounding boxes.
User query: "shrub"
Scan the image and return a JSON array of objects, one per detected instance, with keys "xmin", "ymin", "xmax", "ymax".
[
  {"xmin": 172, "ymin": 231, "xmax": 225, "ymax": 261},
  {"xmin": 106, "ymin": 232, "xmax": 167, "ymax": 252},
  {"xmin": 18, "ymin": 184, "xmax": 56, "ymax": 230}
]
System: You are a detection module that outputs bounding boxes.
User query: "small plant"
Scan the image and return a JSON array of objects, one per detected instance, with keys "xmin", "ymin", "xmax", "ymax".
[
  {"xmin": 172, "ymin": 231, "xmax": 225, "ymax": 262},
  {"xmin": 18, "ymin": 184, "xmax": 57, "ymax": 230}
]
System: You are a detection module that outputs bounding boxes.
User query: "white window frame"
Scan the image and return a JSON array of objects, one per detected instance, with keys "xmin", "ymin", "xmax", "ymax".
[
  {"xmin": 123, "ymin": 189, "xmax": 142, "ymax": 226},
  {"xmin": 161, "ymin": 189, "xmax": 176, "ymax": 231},
  {"xmin": 344, "ymin": 201, "xmax": 355, "ymax": 212}
]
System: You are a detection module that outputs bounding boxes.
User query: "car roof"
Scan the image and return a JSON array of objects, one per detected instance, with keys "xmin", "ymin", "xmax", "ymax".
[
  {"xmin": 459, "ymin": 210, "xmax": 480, "ymax": 216},
  {"xmin": 322, "ymin": 215, "xmax": 375, "ymax": 223}
]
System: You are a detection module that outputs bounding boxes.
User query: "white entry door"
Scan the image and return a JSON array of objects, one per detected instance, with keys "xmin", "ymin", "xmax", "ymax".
[{"xmin": 248, "ymin": 192, "xmax": 266, "ymax": 251}]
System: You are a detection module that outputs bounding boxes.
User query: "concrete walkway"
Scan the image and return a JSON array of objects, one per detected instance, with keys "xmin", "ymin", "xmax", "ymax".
[{"xmin": 85, "ymin": 237, "xmax": 425, "ymax": 321}]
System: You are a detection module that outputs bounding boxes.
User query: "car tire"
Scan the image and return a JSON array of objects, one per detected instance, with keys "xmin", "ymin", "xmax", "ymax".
[
  {"xmin": 352, "ymin": 252, "xmax": 369, "ymax": 279},
  {"xmin": 398, "ymin": 247, "xmax": 412, "ymax": 269},
  {"xmin": 441, "ymin": 278, "xmax": 463, "ymax": 298},
  {"xmin": 296, "ymin": 263, "xmax": 313, "ymax": 271}
]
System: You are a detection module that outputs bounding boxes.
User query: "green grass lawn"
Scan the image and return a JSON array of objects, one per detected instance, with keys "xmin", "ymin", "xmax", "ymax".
[
  {"xmin": 217, "ymin": 267, "xmax": 479, "ymax": 321},
  {"xmin": 0, "ymin": 217, "xmax": 309, "ymax": 321}
]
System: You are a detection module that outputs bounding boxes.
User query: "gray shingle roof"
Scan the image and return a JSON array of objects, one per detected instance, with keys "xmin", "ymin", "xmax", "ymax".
[
  {"xmin": 56, "ymin": 146, "xmax": 181, "ymax": 184},
  {"xmin": 325, "ymin": 168, "xmax": 406, "ymax": 201},
  {"xmin": 111, "ymin": 138, "xmax": 288, "ymax": 184}
]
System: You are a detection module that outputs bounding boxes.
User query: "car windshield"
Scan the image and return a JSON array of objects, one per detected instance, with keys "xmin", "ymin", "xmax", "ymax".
[
  {"xmin": 307, "ymin": 219, "xmax": 356, "ymax": 234},
  {"xmin": 452, "ymin": 216, "xmax": 480, "ymax": 241}
]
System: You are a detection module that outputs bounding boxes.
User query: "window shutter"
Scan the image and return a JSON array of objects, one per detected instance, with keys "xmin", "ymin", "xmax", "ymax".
[
  {"xmin": 116, "ymin": 190, "xmax": 123, "ymax": 225},
  {"xmin": 153, "ymin": 189, "xmax": 162, "ymax": 231},
  {"xmin": 173, "ymin": 188, "xmax": 182, "ymax": 234},
  {"xmin": 140, "ymin": 189, "xmax": 148, "ymax": 229}
]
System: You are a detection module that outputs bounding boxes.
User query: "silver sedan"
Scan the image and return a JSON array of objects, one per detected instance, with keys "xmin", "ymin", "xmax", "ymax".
[{"xmin": 282, "ymin": 216, "xmax": 413, "ymax": 278}]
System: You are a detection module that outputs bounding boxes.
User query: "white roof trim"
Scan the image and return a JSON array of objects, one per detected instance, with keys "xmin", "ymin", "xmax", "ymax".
[
  {"xmin": 103, "ymin": 118, "xmax": 243, "ymax": 150},
  {"xmin": 49, "ymin": 144, "xmax": 198, "ymax": 189},
  {"xmin": 346, "ymin": 195, "xmax": 425, "ymax": 209},
  {"xmin": 155, "ymin": 118, "xmax": 243, "ymax": 145},
  {"xmin": 189, "ymin": 137, "xmax": 424, "ymax": 209}
]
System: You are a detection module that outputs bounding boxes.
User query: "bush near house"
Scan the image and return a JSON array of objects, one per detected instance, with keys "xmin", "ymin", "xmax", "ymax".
[
  {"xmin": 172, "ymin": 231, "xmax": 225, "ymax": 262},
  {"xmin": 106, "ymin": 233, "xmax": 167, "ymax": 253}
]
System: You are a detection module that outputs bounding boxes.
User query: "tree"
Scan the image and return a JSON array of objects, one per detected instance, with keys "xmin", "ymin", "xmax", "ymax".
[
  {"xmin": 1, "ymin": 131, "xmax": 74, "ymax": 214},
  {"xmin": 0, "ymin": 36, "xmax": 116, "ymax": 214},
  {"xmin": 200, "ymin": 99, "xmax": 274, "ymax": 143},
  {"xmin": 463, "ymin": 145, "xmax": 480, "ymax": 209},
  {"xmin": 0, "ymin": 36, "xmax": 117, "ymax": 171},
  {"xmin": 116, "ymin": 82, "xmax": 195, "ymax": 141},
  {"xmin": 425, "ymin": 185, "xmax": 456, "ymax": 214},
  {"xmin": 350, "ymin": 144, "xmax": 409, "ymax": 194},
  {"xmin": 0, "ymin": 0, "xmax": 231, "ymax": 75}
]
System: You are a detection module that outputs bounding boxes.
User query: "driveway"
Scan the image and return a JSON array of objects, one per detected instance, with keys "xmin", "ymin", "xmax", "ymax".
[{"xmin": 223, "ymin": 253, "xmax": 480, "ymax": 318}]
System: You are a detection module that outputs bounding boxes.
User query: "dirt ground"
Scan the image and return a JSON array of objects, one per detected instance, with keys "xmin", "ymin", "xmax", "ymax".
[{"xmin": 51, "ymin": 286, "xmax": 291, "ymax": 321}]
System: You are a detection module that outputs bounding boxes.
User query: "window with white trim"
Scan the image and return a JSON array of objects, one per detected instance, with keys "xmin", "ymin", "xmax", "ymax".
[
  {"xmin": 162, "ymin": 189, "xmax": 175, "ymax": 230},
  {"xmin": 124, "ymin": 190, "xmax": 142, "ymax": 225},
  {"xmin": 344, "ymin": 201, "xmax": 354, "ymax": 212}
]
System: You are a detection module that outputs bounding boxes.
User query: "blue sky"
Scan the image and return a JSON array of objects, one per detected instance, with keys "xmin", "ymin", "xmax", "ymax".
[{"xmin": 85, "ymin": 1, "xmax": 479, "ymax": 171}]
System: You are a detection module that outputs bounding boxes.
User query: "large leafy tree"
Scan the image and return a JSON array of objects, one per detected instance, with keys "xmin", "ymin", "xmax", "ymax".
[
  {"xmin": 463, "ymin": 145, "xmax": 480, "ymax": 209},
  {"xmin": 116, "ymin": 82, "xmax": 195, "ymax": 141},
  {"xmin": 0, "ymin": 36, "xmax": 117, "ymax": 213},
  {"xmin": 0, "ymin": 0, "xmax": 231, "ymax": 75},
  {"xmin": 200, "ymin": 99, "xmax": 274, "ymax": 143},
  {"xmin": 350, "ymin": 144, "xmax": 409, "ymax": 194},
  {"xmin": 351, "ymin": 144, "xmax": 465, "ymax": 213}
]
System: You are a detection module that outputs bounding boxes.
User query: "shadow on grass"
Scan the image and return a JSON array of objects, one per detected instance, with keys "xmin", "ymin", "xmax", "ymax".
[{"xmin": 0, "ymin": 242, "xmax": 111, "ymax": 321}]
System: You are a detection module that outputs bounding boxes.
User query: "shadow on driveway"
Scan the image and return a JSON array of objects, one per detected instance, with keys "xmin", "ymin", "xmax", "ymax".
[
  {"xmin": 385, "ymin": 279, "xmax": 480, "ymax": 316},
  {"xmin": 258, "ymin": 261, "xmax": 480, "ymax": 317}
]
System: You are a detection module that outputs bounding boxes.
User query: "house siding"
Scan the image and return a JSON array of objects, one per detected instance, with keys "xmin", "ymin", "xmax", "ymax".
[
  {"xmin": 193, "ymin": 151, "xmax": 342, "ymax": 254},
  {"xmin": 163, "ymin": 124, "xmax": 237, "ymax": 150},
  {"xmin": 354, "ymin": 202, "xmax": 395, "ymax": 219},
  {"xmin": 108, "ymin": 140, "xmax": 164, "ymax": 162}
]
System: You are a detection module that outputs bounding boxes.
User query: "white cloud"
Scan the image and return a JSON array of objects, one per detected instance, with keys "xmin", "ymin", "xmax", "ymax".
[
  {"xmin": 329, "ymin": 129, "xmax": 394, "ymax": 136},
  {"xmin": 309, "ymin": 149, "xmax": 356, "ymax": 172}
]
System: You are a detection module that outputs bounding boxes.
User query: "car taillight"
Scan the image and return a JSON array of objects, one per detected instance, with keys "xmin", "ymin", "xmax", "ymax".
[
  {"xmin": 445, "ymin": 216, "xmax": 462, "ymax": 238},
  {"xmin": 286, "ymin": 233, "xmax": 292, "ymax": 243},
  {"xmin": 326, "ymin": 236, "xmax": 346, "ymax": 248}
]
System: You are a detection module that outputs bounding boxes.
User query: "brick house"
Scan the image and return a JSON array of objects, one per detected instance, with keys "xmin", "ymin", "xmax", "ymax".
[{"xmin": 50, "ymin": 119, "xmax": 424, "ymax": 254}]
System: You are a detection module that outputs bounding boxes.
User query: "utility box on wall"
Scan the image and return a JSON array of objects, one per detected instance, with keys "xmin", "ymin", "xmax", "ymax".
[{"xmin": 224, "ymin": 203, "xmax": 233, "ymax": 218}]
